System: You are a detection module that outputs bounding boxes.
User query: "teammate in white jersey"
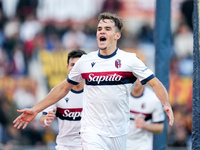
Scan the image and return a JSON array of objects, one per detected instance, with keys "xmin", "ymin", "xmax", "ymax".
[
  {"xmin": 13, "ymin": 12, "xmax": 174, "ymax": 150},
  {"xmin": 39, "ymin": 49, "xmax": 86, "ymax": 150},
  {"xmin": 127, "ymin": 79, "xmax": 164, "ymax": 150}
]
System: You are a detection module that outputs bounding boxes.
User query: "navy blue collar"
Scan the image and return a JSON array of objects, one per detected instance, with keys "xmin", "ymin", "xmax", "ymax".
[
  {"xmin": 70, "ymin": 89, "xmax": 83, "ymax": 94},
  {"xmin": 130, "ymin": 92, "xmax": 144, "ymax": 98},
  {"xmin": 98, "ymin": 48, "xmax": 118, "ymax": 59}
]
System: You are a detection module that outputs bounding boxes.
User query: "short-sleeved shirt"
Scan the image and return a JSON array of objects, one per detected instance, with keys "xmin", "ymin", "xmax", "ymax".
[
  {"xmin": 127, "ymin": 87, "xmax": 165, "ymax": 150},
  {"xmin": 67, "ymin": 48, "xmax": 154, "ymax": 137},
  {"xmin": 42, "ymin": 89, "xmax": 83, "ymax": 147}
]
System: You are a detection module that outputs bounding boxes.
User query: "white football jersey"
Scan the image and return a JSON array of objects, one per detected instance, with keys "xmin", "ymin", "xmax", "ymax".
[
  {"xmin": 42, "ymin": 89, "xmax": 83, "ymax": 147},
  {"xmin": 127, "ymin": 87, "xmax": 165, "ymax": 150},
  {"xmin": 67, "ymin": 48, "xmax": 154, "ymax": 137}
]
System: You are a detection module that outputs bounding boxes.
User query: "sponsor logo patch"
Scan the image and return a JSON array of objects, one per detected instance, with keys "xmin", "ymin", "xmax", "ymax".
[{"xmin": 91, "ymin": 62, "xmax": 96, "ymax": 67}]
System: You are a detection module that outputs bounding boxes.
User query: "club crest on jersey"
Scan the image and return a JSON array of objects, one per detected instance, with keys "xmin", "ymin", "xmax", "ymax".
[
  {"xmin": 141, "ymin": 103, "xmax": 145, "ymax": 109},
  {"xmin": 115, "ymin": 59, "xmax": 121, "ymax": 68}
]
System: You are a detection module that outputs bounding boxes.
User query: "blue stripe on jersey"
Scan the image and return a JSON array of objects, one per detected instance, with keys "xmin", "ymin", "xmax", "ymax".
[
  {"xmin": 56, "ymin": 113, "xmax": 81, "ymax": 121},
  {"xmin": 130, "ymin": 115, "xmax": 152, "ymax": 121},
  {"xmin": 85, "ymin": 76, "xmax": 137, "ymax": 85},
  {"xmin": 98, "ymin": 48, "xmax": 118, "ymax": 59},
  {"xmin": 67, "ymin": 77, "xmax": 79, "ymax": 85},
  {"xmin": 130, "ymin": 110, "xmax": 152, "ymax": 121},
  {"xmin": 153, "ymin": 121, "xmax": 164, "ymax": 124},
  {"xmin": 141, "ymin": 74, "xmax": 155, "ymax": 85}
]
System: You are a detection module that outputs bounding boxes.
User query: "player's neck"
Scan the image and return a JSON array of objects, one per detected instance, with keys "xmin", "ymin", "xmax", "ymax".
[
  {"xmin": 131, "ymin": 87, "xmax": 144, "ymax": 98},
  {"xmin": 100, "ymin": 46, "xmax": 117, "ymax": 56}
]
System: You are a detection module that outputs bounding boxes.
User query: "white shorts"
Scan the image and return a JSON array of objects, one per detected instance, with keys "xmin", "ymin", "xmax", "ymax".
[
  {"xmin": 55, "ymin": 145, "xmax": 82, "ymax": 150},
  {"xmin": 81, "ymin": 132, "xmax": 127, "ymax": 150}
]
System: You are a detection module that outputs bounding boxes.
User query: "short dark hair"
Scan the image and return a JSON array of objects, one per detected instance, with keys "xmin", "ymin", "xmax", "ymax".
[
  {"xmin": 67, "ymin": 49, "xmax": 86, "ymax": 64},
  {"xmin": 98, "ymin": 12, "xmax": 123, "ymax": 32}
]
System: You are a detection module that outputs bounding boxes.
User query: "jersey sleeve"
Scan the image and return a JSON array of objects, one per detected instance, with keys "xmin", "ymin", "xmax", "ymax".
[
  {"xmin": 42, "ymin": 104, "xmax": 56, "ymax": 115},
  {"xmin": 67, "ymin": 55, "xmax": 84, "ymax": 85},
  {"xmin": 130, "ymin": 54, "xmax": 155, "ymax": 85},
  {"xmin": 152, "ymin": 98, "xmax": 165, "ymax": 123}
]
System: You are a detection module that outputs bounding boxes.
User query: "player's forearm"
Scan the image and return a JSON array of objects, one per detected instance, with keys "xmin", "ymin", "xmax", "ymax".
[
  {"xmin": 148, "ymin": 78, "xmax": 171, "ymax": 107},
  {"xmin": 33, "ymin": 80, "xmax": 73, "ymax": 113},
  {"xmin": 143, "ymin": 123, "xmax": 164, "ymax": 134},
  {"xmin": 148, "ymin": 78, "xmax": 174, "ymax": 126}
]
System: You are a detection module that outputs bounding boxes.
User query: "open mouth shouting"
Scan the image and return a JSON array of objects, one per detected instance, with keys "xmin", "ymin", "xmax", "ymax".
[{"xmin": 99, "ymin": 36, "xmax": 107, "ymax": 45}]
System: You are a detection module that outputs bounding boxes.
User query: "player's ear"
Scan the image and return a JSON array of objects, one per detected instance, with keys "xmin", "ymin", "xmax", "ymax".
[{"xmin": 115, "ymin": 32, "xmax": 121, "ymax": 40}]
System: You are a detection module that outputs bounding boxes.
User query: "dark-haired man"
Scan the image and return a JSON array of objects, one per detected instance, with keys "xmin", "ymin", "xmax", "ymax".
[{"xmin": 14, "ymin": 12, "xmax": 174, "ymax": 150}]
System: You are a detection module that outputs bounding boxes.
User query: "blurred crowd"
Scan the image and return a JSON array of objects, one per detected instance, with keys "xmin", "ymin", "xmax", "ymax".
[{"xmin": 0, "ymin": 0, "xmax": 193, "ymax": 149}]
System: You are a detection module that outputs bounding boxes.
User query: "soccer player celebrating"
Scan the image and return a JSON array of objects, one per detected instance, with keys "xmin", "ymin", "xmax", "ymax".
[{"xmin": 13, "ymin": 12, "xmax": 174, "ymax": 150}]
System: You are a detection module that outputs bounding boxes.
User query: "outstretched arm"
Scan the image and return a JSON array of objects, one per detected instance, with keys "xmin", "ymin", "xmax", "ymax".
[
  {"xmin": 147, "ymin": 77, "xmax": 174, "ymax": 126},
  {"xmin": 13, "ymin": 80, "xmax": 74, "ymax": 129}
]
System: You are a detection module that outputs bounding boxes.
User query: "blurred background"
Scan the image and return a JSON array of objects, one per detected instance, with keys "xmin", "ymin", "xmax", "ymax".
[{"xmin": 0, "ymin": 0, "xmax": 193, "ymax": 150}]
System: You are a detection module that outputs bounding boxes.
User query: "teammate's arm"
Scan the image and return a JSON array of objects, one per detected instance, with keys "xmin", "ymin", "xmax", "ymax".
[
  {"xmin": 134, "ymin": 117, "xmax": 164, "ymax": 134},
  {"xmin": 13, "ymin": 80, "xmax": 74, "ymax": 129},
  {"xmin": 147, "ymin": 77, "xmax": 174, "ymax": 126},
  {"xmin": 40, "ymin": 109, "xmax": 56, "ymax": 127}
]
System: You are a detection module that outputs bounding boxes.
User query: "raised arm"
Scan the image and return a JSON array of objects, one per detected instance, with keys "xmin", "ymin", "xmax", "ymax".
[
  {"xmin": 147, "ymin": 77, "xmax": 174, "ymax": 126},
  {"xmin": 13, "ymin": 80, "xmax": 74, "ymax": 129}
]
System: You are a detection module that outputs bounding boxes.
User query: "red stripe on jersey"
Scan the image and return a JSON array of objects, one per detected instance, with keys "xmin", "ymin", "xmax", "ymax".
[
  {"xmin": 81, "ymin": 71, "xmax": 134, "ymax": 79},
  {"xmin": 130, "ymin": 110, "xmax": 151, "ymax": 117},
  {"xmin": 130, "ymin": 110, "xmax": 152, "ymax": 121},
  {"xmin": 57, "ymin": 108, "xmax": 82, "ymax": 113},
  {"xmin": 81, "ymin": 71, "xmax": 136, "ymax": 85},
  {"xmin": 56, "ymin": 108, "xmax": 83, "ymax": 121}
]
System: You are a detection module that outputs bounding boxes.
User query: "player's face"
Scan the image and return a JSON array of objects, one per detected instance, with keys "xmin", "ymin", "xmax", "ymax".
[
  {"xmin": 96, "ymin": 19, "xmax": 121, "ymax": 51},
  {"xmin": 67, "ymin": 57, "xmax": 80, "ymax": 73}
]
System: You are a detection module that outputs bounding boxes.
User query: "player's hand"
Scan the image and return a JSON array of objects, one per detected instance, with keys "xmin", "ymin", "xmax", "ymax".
[
  {"xmin": 163, "ymin": 105, "xmax": 174, "ymax": 126},
  {"xmin": 13, "ymin": 108, "xmax": 37, "ymax": 129},
  {"xmin": 134, "ymin": 117, "xmax": 146, "ymax": 129},
  {"xmin": 44, "ymin": 109, "xmax": 56, "ymax": 125}
]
